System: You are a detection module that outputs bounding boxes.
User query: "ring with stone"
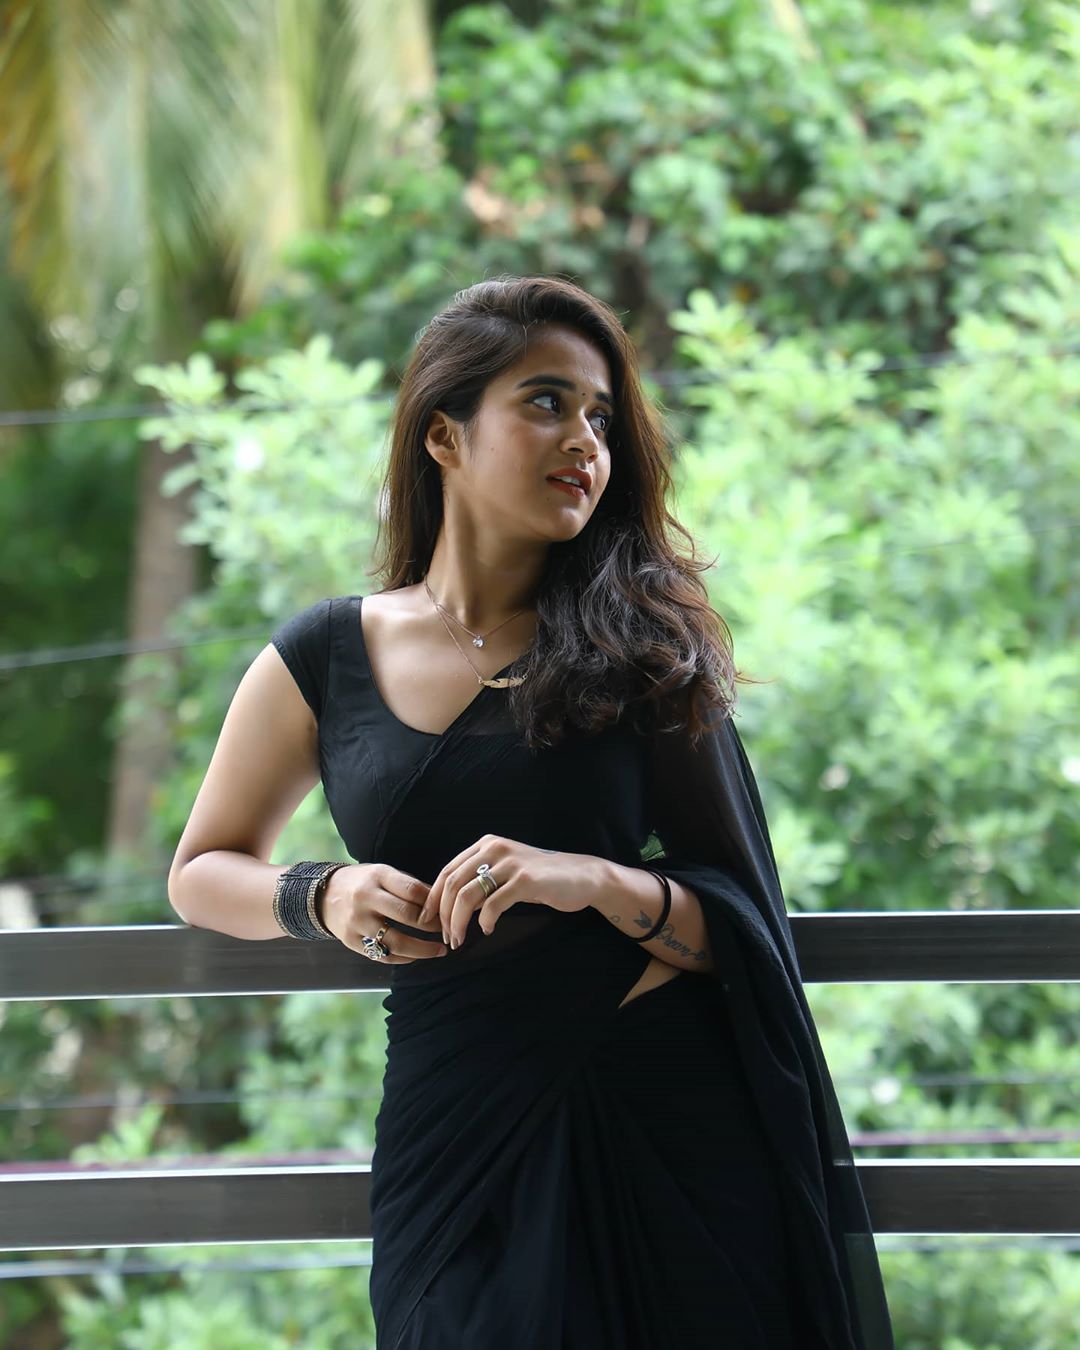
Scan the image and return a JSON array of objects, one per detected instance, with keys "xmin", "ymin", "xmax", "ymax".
[{"xmin": 361, "ymin": 925, "xmax": 390, "ymax": 961}]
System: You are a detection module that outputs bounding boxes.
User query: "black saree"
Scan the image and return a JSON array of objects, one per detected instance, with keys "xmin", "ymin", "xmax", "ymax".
[{"xmin": 270, "ymin": 595, "xmax": 895, "ymax": 1350}]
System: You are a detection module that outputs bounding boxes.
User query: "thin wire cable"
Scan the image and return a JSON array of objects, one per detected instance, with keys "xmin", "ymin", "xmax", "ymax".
[
  {"xmin": 0, "ymin": 1088, "xmax": 382, "ymax": 1112},
  {"xmin": 0, "ymin": 395, "xmax": 396, "ymax": 428},
  {"xmin": 0, "ymin": 628, "xmax": 269, "ymax": 671},
  {"xmin": 657, "ymin": 342, "xmax": 1080, "ymax": 381},
  {"xmin": 1, "ymin": 341, "xmax": 1078, "ymax": 429},
  {"xmin": 2, "ymin": 514, "xmax": 1076, "ymax": 674}
]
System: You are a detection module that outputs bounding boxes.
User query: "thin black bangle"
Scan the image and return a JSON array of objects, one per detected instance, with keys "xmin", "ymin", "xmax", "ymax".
[{"xmin": 630, "ymin": 869, "xmax": 672, "ymax": 943}]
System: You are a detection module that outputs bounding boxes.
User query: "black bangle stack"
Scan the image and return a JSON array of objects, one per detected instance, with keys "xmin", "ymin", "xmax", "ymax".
[
  {"xmin": 630, "ymin": 869, "xmax": 672, "ymax": 943},
  {"xmin": 272, "ymin": 861, "xmax": 348, "ymax": 940}
]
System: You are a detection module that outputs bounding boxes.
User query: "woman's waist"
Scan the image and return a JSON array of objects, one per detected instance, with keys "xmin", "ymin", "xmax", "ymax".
[
  {"xmin": 383, "ymin": 907, "xmax": 647, "ymax": 1034},
  {"xmin": 385, "ymin": 898, "xmax": 555, "ymax": 974}
]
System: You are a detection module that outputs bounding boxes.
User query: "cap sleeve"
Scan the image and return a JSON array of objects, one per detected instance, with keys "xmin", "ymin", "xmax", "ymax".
[
  {"xmin": 269, "ymin": 598, "xmax": 332, "ymax": 720},
  {"xmin": 644, "ymin": 708, "xmax": 895, "ymax": 1350}
]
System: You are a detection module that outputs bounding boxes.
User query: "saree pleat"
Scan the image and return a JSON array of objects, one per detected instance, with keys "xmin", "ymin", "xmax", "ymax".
[
  {"xmin": 373, "ymin": 922, "xmax": 804, "ymax": 1350},
  {"xmin": 370, "ymin": 905, "xmax": 649, "ymax": 1349},
  {"xmin": 561, "ymin": 973, "xmax": 801, "ymax": 1350}
]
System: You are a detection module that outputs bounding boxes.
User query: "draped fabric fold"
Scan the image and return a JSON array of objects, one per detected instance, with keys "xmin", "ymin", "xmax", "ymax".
[
  {"xmin": 644, "ymin": 709, "xmax": 896, "ymax": 1350},
  {"xmin": 369, "ymin": 908, "xmax": 652, "ymax": 1348}
]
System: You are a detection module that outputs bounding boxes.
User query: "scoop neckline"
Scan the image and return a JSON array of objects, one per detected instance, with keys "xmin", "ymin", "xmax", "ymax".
[{"xmin": 353, "ymin": 593, "xmax": 524, "ymax": 740}]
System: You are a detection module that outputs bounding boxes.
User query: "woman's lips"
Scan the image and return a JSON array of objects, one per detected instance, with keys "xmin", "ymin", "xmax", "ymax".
[{"xmin": 547, "ymin": 478, "xmax": 586, "ymax": 500}]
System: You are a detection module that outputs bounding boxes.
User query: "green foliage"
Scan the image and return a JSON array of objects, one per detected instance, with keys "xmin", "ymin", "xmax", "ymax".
[
  {"xmin": 206, "ymin": 0, "xmax": 1080, "ymax": 372},
  {"xmin": 0, "ymin": 420, "xmax": 139, "ymax": 869},
  {"xmin": 58, "ymin": 1264, "xmax": 377, "ymax": 1350},
  {"xmin": 134, "ymin": 338, "xmax": 390, "ymax": 617},
  {"xmin": 4, "ymin": 0, "xmax": 1079, "ymax": 1345},
  {"xmin": 667, "ymin": 227, "xmax": 1080, "ymax": 920},
  {"xmin": 127, "ymin": 336, "xmax": 394, "ymax": 867},
  {"xmin": 666, "ymin": 221, "xmax": 1079, "ymax": 1350},
  {"xmin": 0, "ymin": 752, "xmax": 50, "ymax": 869}
]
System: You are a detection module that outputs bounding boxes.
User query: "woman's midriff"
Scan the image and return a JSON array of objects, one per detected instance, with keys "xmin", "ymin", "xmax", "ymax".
[{"xmin": 617, "ymin": 954, "xmax": 684, "ymax": 1009}]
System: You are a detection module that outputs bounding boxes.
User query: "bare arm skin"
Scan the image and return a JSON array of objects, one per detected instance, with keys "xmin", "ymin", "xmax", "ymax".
[
  {"xmin": 588, "ymin": 859, "xmax": 714, "ymax": 973},
  {"xmin": 166, "ymin": 647, "xmax": 462, "ymax": 959},
  {"xmin": 167, "ymin": 644, "xmax": 324, "ymax": 940}
]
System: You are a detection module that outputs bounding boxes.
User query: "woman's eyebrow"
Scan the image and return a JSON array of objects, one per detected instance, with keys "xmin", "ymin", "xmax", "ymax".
[{"xmin": 514, "ymin": 374, "xmax": 613, "ymax": 409}]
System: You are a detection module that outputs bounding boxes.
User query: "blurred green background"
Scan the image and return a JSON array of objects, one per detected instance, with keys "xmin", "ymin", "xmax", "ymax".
[{"xmin": 1, "ymin": 0, "xmax": 1078, "ymax": 1345}]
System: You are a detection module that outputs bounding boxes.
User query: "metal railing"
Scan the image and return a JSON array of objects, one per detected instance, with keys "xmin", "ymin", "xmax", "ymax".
[{"xmin": 2, "ymin": 911, "xmax": 1078, "ymax": 1251}]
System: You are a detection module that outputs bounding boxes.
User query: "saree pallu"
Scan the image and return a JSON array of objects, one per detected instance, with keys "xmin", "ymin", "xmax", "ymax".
[{"xmin": 369, "ymin": 907, "xmax": 802, "ymax": 1350}]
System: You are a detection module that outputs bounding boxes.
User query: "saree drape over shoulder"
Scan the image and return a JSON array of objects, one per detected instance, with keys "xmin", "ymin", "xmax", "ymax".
[{"xmin": 271, "ymin": 596, "xmax": 895, "ymax": 1350}]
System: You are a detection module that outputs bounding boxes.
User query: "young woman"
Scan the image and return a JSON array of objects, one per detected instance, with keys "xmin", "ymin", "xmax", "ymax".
[{"xmin": 168, "ymin": 275, "xmax": 895, "ymax": 1348}]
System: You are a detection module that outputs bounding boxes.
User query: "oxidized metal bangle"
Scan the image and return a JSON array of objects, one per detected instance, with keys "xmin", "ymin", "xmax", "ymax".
[
  {"xmin": 306, "ymin": 862, "xmax": 347, "ymax": 939},
  {"xmin": 274, "ymin": 861, "xmax": 343, "ymax": 940}
]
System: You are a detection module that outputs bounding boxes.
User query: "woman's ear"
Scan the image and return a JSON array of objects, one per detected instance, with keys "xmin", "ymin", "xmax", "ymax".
[{"xmin": 423, "ymin": 410, "xmax": 459, "ymax": 469}]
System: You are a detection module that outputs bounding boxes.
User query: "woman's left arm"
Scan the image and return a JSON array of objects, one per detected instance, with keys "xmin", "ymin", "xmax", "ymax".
[
  {"xmin": 586, "ymin": 858, "xmax": 714, "ymax": 973},
  {"xmin": 423, "ymin": 836, "xmax": 712, "ymax": 964}
]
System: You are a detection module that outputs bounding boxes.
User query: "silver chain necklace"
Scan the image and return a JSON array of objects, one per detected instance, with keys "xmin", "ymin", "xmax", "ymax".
[{"xmin": 423, "ymin": 577, "xmax": 530, "ymax": 689}]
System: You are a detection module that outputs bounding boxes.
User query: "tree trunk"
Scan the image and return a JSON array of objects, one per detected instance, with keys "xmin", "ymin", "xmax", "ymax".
[{"xmin": 105, "ymin": 438, "xmax": 199, "ymax": 861}]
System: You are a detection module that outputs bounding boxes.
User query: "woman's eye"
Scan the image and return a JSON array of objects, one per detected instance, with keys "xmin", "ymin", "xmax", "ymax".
[{"xmin": 530, "ymin": 392, "xmax": 610, "ymax": 433}]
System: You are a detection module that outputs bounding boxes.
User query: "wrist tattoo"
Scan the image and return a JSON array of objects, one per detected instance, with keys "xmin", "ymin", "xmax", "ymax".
[{"xmin": 610, "ymin": 909, "xmax": 708, "ymax": 964}]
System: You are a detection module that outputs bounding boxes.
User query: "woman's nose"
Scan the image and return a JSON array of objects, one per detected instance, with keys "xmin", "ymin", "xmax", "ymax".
[{"xmin": 568, "ymin": 418, "xmax": 601, "ymax": 454}]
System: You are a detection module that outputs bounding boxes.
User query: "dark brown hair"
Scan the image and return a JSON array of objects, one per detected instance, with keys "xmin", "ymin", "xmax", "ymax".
[{"xmin": 370, "ymin": 274, "xmax": 757, "ymax": 749}]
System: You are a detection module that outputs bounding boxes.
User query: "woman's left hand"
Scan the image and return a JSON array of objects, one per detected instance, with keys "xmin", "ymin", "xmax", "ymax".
[{"xmin": 419, "ymin": 835, "xmax": 600, "ymax": 949}]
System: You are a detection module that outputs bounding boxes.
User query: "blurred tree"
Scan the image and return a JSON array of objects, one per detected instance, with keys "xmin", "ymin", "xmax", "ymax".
[
  {"xmin": 3, "ymin": 0, "xmax": 1080, "ymax": 1345},
  {"xmin": 0, "ymin": 0, "xmax": 438, "ymax": 862}
]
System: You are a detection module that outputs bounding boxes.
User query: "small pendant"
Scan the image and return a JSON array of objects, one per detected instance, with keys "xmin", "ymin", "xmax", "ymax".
[{"xmin": 473, "ymin": 636, "xmax": 484, "ymax": 647}]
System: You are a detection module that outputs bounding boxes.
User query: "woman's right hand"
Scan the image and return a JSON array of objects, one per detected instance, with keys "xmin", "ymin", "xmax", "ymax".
[{"xmin": 318, "ymin": 863, "xmax": 449, "ymax": 963}]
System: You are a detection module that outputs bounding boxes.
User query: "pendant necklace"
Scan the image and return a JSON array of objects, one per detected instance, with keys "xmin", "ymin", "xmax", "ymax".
[{"xmin": 424, "ymin": 577, "xmax": 530, "ymax": 689}]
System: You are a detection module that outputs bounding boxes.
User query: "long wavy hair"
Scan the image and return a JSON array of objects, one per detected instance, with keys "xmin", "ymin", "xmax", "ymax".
[{"xmin": 370, "ymin": 274, "xmax": 758, "ymax": 750}]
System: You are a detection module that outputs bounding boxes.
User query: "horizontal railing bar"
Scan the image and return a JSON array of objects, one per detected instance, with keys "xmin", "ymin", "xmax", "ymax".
[
  {"xmin": 1, "ymin": 911, "xmax": 1078, "ymax": 1001},
  {"xmin": 1, "ymin": 1160, "xmax": 1077, "ymax": 1250},
  {"xmin": 8, "ymin": 1236, "xmax": 1080, "ymax": 1280},
  {"xmin": 0, "ymin": 1151, "xmax": 369, "ymax": 1176},
  {"xmin": 0, "ymin": 1165, "xmax": 371, "ymax": 1250},
  {"xmin": 859, "ymin": 1159, "xmax": 1080, "ymax": 1235},
  {"xmin": 0, "ymin": 1252, "xmax": 375, "ymax": 1280},
  {"xmin": 795, "ymin": 910, "xmax": 1080, "ymax": 984}
]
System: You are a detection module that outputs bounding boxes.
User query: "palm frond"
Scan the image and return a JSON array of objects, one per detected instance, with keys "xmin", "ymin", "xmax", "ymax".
[
  {"xmin": 214, "ymin": 0, "xmax": 331, "ymax": 311},
  {"xmin": 0, "ymin": 0, "xmax": 441, "ymax": 337},
  {"xmin": 332, "ymin": 0, "xmax": 440, "ymax": 193}
]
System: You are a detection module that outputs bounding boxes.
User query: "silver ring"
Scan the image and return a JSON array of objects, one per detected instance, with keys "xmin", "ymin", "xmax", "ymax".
[
  {"xmin": 361, "ymin": 925, "xmax": 390, "ymax": 961},
  {"xmin": 475, "ymin": 863, "xmax": 498, "ymax": 899}
]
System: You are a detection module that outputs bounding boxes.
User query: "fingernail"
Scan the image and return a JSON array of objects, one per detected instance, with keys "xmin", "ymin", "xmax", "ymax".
[{"xmin": 442, "ymin": 930, "xmax": 449, "ymax": 946}]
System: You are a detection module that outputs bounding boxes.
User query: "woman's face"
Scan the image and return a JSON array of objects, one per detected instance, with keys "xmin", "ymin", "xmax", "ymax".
[{"xmin": 427, "ymin": 323, "xmax": 613, "ymax": 546}]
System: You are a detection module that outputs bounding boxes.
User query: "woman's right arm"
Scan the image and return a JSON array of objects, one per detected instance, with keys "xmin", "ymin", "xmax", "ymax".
[
  {"xmin": 167, "ymin": 643, "xmax": 325, "ymax": 940},
  {"xmin": 166, "ymin": 643, "xmax": 446, "ymax": 961}
]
